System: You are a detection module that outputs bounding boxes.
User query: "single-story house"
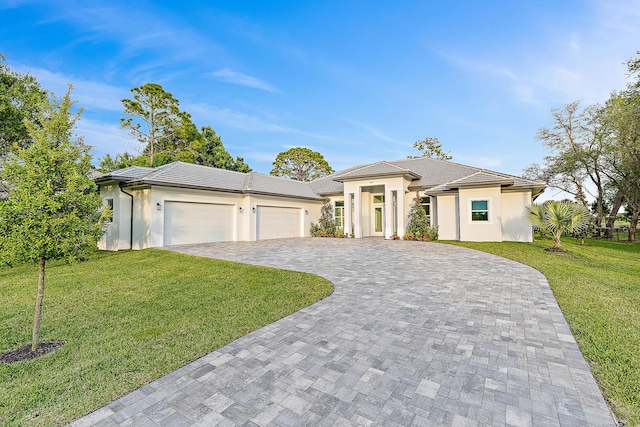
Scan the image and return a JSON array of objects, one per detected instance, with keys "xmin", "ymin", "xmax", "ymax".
[{"xmin": 96, "ymin": 157, "xmax": 545, "ymax": 250}]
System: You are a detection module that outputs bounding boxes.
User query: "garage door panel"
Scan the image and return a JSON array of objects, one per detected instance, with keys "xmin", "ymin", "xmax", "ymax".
[
  {"xmin": 164, "ymin": 202, "xmax": 233, "ymax": 245},
  {"xmin": 257, "ymin": 206, "xmax": 301, "ymax": 240}
]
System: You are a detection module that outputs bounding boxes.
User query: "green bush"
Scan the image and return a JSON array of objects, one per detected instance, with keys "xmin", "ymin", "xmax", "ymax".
[{"xmin": 406, "ymin": 198, "xmax": 438, "ymax": 240}]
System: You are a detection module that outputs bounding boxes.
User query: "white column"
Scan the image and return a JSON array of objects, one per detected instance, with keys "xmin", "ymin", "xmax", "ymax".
[
  {"xmin": 397, "ymin": 191, "xmax": 406, "ymax": 239},
  {"xmin": 344, "ymin": 192, "xmax": 352, "ymax": 237},
  {"xmin": 384, "ymin": 186, "xmax": 394, "ymax": 239},
  {"xmin": 354, "ymin": 187, "xmax": 362, "ymax": 238}
]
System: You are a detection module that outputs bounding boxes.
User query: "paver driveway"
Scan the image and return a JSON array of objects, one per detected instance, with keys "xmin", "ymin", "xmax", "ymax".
[{"xmin": 71, "ymin": 239, "xmax": 615, "ymax": 427}]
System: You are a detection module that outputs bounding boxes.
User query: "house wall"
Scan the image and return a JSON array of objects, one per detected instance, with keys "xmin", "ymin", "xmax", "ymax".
[
  {"xmin": 435, "ymin": 194, "xmax": 459, "ymax": 240},
  {"xmin": 132, "ymin": 187, "xmax": 152, "ymax": 249},
  {"xmin": 343, "ymin": 177, "xmax": 412, "ymax": 239},
  {"xmin": 98, "ymin": 183, "xmax": 131, "ymax": 251},
  {"xmin": 501, "ymin": 190, "xmax": 533, "ymax": 242},
  {"xmin": 147, "ymin": 186, "xmax": 243, "ymax": 247},
  {"xmin": 99, "ymin": 183, "xmax": 323, "ymax": 250},
  {"xmin": 249, "ymin": 194, "xmax": 322, "ymax": 240},
  {"xmin": 458, "ymin": 186, "xmax": 502, "ymax": 242}
]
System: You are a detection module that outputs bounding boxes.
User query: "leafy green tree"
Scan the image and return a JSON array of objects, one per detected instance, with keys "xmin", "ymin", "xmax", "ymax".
[
  {"xmin": 318, "ymin": 201, "xmax": 336, "ymax": 234},
  {"xmin": 192, "ymin": 126, "xmax": 251, "ymax": 172},
  {"xmin": 408, "ymin": 137, "xmax": 452, "ymax": 160},
  {"xmin": 0, "ymin": 53, "xmax": 48, "ymax": 157},
  {"xmin": 97, "ymin": 151, "xmax": 140, "ymax": 172},
  {"xmin": 527, "ymin": 200, "xmax": 591, "ymax": 250},
  {"xmin": 0, "ymin": 87, "xmax": 108, "ymax": 351},
  {"xmin": 270, "ymin": 147, "xmax": 334, "ymax": 181},
  {"xmin": 406, "ymin": 197, "xmax": 433, "ymax": 239},
  {"xmin": 120, "ymin": 83, "xmax": 186, "ymax": 165},
  {"xmin": 524, "ymin": 102, "xmax": 610, "ymax": 225}
]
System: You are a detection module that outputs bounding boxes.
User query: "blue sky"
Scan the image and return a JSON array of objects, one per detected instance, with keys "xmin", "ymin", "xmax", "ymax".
[{"xmin": 2, "ymin": 0, "xmax": 639, "ymax": 196}]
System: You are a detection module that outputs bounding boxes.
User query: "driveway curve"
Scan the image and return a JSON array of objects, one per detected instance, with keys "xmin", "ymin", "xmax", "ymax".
[{"xmin": 72, "ymin": 239, "xmax": 615, "ymax": 427}]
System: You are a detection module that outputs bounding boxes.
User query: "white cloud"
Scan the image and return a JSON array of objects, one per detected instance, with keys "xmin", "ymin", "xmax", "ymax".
[
  {"xmin": 76, "ymin": 118, "xmax": 131, "ymax": 158},
  {"xmin": 185, "ymin": 102, "xmax": 350, "ymax": 146},
  {"xmin": 436, "ymin": 0, "xmax": 640, "ymax": 106},
  {"xmin": 12, "ymin": 64, "xmax": 127, "ymax": 112},
  {"xmin": 209, "ymin": 69, "xmax": 279, "ymax": 93},
  {"xmin": 454, "ymin": 154, "xmax": 503, "ymax": 169},
  {"xmin": 342, "ymin": 118, "xmax": 408, "ymax": 146}
]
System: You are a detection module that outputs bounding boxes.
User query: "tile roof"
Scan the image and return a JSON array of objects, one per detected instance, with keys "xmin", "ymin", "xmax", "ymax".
[
  {"xmin": 244, "ymin": 172, "xmax": 323, "ymax": 200},
  {"xmin": 96, "ymin": 157, "xmax": 545, "ymax": 200},
  {"xmin": 96, "ymin": 162, "xmax": 323, "ymax": 200},
  {"xmin": 447, "ymin": 171, "xmax": 514, "ymax": 186},
  {"xmin": 333, "ymin": 161, "xmax": 420, "ymax": 181},
  {"xmin": 388, "ymin": 158, "xmax": 482, "ymax": 189}
]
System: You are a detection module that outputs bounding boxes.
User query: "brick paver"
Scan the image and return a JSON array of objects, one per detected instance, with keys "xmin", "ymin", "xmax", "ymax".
[{"xmin": 69, "ymin": 239, "xmax": 616, "ymax": 426}]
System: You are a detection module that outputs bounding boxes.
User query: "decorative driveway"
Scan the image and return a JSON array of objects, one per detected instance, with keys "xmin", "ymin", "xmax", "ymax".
[{"xmin": 71, "ymin": 239, "xmax": 615, "ymax": 426}]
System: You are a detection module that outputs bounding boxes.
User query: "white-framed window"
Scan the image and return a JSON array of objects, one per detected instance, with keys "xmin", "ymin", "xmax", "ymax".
[
  {"xmin": 471, "ymin": 200, "xmax": 489, "ymax": 221},
  {"xmin": 335, "ymin": 201, "xmax": 344, "ymax": 229},
  {"xmin": 420, "ymin": 197, "xmax": 431, "ymax": 224},
  {"xmin": 105, "ymin": 198, "xmax": 114, "ymax": 223}
]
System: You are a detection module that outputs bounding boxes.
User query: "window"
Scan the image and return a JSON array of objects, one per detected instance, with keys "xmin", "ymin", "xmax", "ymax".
[
  {"xmin": 420, "ymin": 197, "xmax": 431, "ymax": 224},
  {"xmin": 373, "ymin": 195, "xmax": 385, "ymax": 204},
  {"xmin": 335, "ymin": 201, "xmax": 344, "ymax": 229},
  {"xmin": 471, "ymin": 200, "xmax": 489, "ymax": 221},
  {"xmin": 105, "ymin": 198, "xmax": 114, "ymax": 223}
]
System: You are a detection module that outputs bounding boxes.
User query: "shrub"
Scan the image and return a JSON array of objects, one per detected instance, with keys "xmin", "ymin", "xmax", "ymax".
[
  {"xmin": 406, "ymin": 197, "xmax": 438, "ymax": 240},
  {"xmin": 527, "ymin": 200, "xmax": 591, "ymax": 250}
]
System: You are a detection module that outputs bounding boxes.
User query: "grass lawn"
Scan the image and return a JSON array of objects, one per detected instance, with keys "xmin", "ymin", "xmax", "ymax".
[
  {"xmin": 445, "ymin": 238, "xmax": 640, "ymax": 426},
  {"xmin": 0, "ymin": 249, "xmax": 333, "ymax": 426}
]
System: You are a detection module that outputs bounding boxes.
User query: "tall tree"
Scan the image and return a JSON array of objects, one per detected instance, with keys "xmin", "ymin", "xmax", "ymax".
[
  {"xmin": 602, "ymin": 91, "xmax": 640, "ymax": 241},
  {"xmin": 120, "ymin": 83, "xmax": 185, "ymax": 165},
  {"xmin": 408, "ymin": 137, "xmax": 452, "ymax": 160},
  {"xmin": 97, "ymin": 125, "xmax": 251, "ymax": 173},
  {"xmin": 0, "ymin": 54, "xmax": 48, "ymax": 157},
  {"xmin": 270, "ymin": 147, "xmax": 334, "ymax": 181},
  {"xmin": 524, "ymin": 101, "xmax": 610, "ymax": 227},
  {"xmin": 0, "ymin": 87, "xmax": 108, "ymax": 351},
  {"xmin": 192, "ymin": 126, "xmax": 251, "ymax": 172}
]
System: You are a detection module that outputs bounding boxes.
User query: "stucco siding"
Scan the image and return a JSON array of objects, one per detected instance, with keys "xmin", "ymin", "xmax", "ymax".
[
  {"xmin": 98, "ymin": 183, "xmax": 132, "ymax": 251},
  {"xmin": 459, "ymin": 186, "xmax": 502, "ymax": 242},
  {"xmin": 436, "ymin": 194, "xmax": 459, "ymax": 240},
  {"xmin": 132, "ymin": 188, "xmax": 152, "ymax": 250},
  {"xmin": 501, "ymin": 190, "xmax": 533, "ymax": 242},
  {"xmin": 250, "ymin": 194, "xmax": 322, "ymax": 240}
]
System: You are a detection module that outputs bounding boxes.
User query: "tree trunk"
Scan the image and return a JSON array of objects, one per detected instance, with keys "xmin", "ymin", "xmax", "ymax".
[
  {"xmin": 629, "ymin": 201, "xmax": 640, "ymax": 242},
  {"xmin": 31, "ymin": 257, "xmax": 45, "ymax": 352},
  {"xmin": 604, "ymin": 191, "xmax": 624, "ymax": 238},
  {"xmin": 553, "ymin": 234, "xmax": 562, "ymax": 249}
]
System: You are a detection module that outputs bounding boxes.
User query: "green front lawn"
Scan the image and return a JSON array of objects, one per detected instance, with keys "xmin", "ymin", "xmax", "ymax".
[
  {"xmin": 0, "ymin": 249, "xmax": 333, "ymax": 426},
  {"xmin": 446, "ymin": 238, "xmax": 640, "ymax": 426}
]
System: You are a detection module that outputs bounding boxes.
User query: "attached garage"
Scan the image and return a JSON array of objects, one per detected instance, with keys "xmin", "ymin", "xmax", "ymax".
[
  {"xmin": 163, "ymin": 201, "xmax": 234, "ymax": 246},
  {"xmin": 256, "ymin": 206, "xmax": 302, "ymax": 240}
]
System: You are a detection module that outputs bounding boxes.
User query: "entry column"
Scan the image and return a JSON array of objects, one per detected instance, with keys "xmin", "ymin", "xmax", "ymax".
[
  {"xmin": 384, "ymin": 187, "xmax": 394, "ymax": 239},
  {"xmin": 354, "ymin": 187, "xmax": 362, "ymax": 238}
]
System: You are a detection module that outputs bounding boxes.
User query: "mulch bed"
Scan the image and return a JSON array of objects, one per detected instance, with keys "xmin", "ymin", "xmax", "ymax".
[{"xmin": 0, "ymin": 341, "xmax": 65, "ymax": 364}]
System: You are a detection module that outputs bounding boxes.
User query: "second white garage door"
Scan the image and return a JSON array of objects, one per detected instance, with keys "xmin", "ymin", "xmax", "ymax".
[
  {"xmin": 164, "ymin": 201, "xmax": 234, "ymax": 246},
  {"xmin": 256, "ymin": 206, "xmax": 302, "ymax": 240}
]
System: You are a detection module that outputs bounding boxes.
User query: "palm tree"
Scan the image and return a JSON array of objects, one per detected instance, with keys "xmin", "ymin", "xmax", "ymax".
[{"xmin": 527, "ymin": 200, "xmax": 591, "ymax": 250}]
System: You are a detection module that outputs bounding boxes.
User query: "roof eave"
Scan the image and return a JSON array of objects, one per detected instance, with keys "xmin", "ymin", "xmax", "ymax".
[
  {"xmin": 333, "ymin": 172, "xmax": 420, "ymax": 182},
  {"xmin": 122, "ymin": 180, "xmax": 244, "ymax": 195}
]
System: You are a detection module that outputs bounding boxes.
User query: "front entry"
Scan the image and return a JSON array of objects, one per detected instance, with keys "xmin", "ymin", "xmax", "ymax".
[{"xmin": 371, "ymin": 194, "xmax": 384, "ymax": 236}]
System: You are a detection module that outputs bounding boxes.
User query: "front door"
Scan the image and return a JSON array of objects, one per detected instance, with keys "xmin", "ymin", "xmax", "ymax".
[{"xmin": 372, "ymin": 194, "xmax": 384, "ymax": 236}]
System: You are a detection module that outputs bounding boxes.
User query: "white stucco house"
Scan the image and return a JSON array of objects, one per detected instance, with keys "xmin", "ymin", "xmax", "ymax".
[{"xmin": 96, "ymin": 157, "xmax": 545, "ymax": 250}]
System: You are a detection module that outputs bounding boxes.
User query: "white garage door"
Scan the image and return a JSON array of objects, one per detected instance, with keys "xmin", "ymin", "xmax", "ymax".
[
  {"xmin": 164, "ymin": 201, "xmax": 234, "ymax": 246},
  {"xmin": 256, "ymin": 206, "xmax": 302, "ymax": 240}
]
